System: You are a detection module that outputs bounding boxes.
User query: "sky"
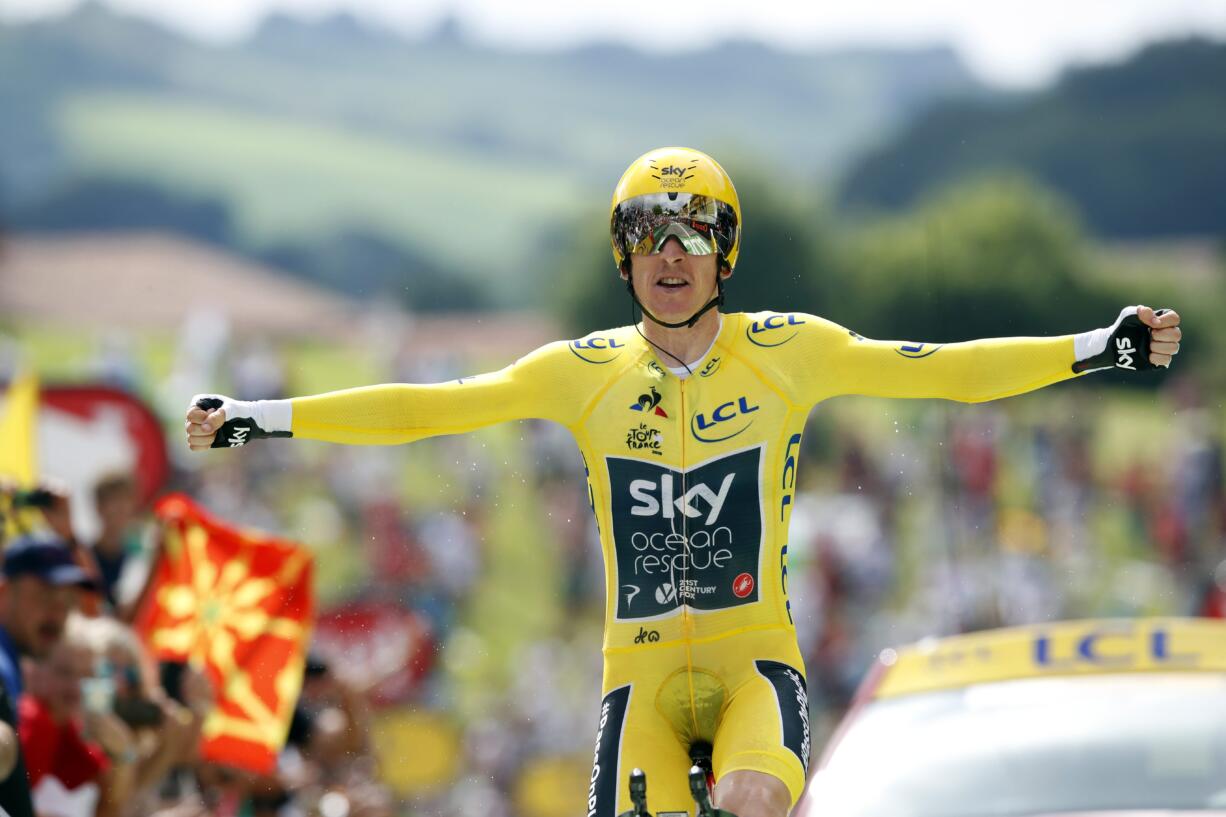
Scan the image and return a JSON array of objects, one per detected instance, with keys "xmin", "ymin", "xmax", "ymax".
[{"xmin": 3, "ymin": 0, "xmax": 1226, "ymax": 87}]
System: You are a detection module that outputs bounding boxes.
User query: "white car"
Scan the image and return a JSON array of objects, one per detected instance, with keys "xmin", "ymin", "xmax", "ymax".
[{"xmin": 794, "ymin": 617, "xmax": 1226, "ymax": 817}]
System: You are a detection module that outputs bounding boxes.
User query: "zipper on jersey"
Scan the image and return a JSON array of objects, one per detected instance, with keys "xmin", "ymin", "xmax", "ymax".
[
  {"xmin": 677, "ymin": 376, "xmax": 693, "ymax": 639},
  {"xmin": 678, "ymin": 376, "xmax": 702, "ymax": 740}
]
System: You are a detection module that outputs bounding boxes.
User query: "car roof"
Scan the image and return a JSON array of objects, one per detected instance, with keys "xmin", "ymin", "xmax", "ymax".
[{"xmin": 867, "ymin": 617, "xmax": 1226, "ymax": 701}]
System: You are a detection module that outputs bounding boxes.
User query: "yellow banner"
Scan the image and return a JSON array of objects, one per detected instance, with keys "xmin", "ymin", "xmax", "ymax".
[{"xmin": 875, "ymin": 618, "xmax": 1226, "ymax": 699}]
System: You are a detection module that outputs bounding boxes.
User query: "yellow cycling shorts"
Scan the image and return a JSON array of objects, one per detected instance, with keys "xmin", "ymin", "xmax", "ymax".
[{"xmin": 585, "ymin": 627, "xmax": 810, "ymax": 816}]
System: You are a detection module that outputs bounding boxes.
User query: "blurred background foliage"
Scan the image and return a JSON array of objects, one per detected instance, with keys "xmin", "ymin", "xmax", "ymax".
[
  {"xmin": 2, "ymin": 7, "xmax": 1223, "ymax": 333},
  {"xmin": 2, "ymin": 7, "xmax": 1216, "ymax": 316}
]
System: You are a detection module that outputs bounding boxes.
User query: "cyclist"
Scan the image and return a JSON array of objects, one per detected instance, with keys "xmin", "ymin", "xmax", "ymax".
[{"xmin": 185, "ymin": 147, "xmax": 1181, "ymax": 817}]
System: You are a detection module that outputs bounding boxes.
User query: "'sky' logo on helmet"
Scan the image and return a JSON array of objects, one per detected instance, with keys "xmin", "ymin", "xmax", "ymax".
[{"xmin": 649, "ymin": 162, "xmax": 697, "ymax": 181}]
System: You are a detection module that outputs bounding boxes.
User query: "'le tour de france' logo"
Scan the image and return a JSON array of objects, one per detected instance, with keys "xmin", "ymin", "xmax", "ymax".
[
  {"xmin": 608, "ymin": 447, "xmax": 763, "ymax": 620},
  {"xmin": 570, "ymin": 335, "xmax": 626, "ymax": 364}
]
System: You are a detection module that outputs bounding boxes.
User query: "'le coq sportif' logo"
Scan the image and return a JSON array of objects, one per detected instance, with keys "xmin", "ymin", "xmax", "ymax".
[
  {"xmin": 690, "ymin": 396, "xmax": 760, "ymax": 443},
  {"xmin": 630, "ymin": 386, "xmax": 668, "ymax": 418},
  {"xmin": 570, "ymin": 335, "xmax": 626, "ymax": 364},
  {"xmin": 746, "ymin": 314, "xmax": 805, "ymax": 347}
]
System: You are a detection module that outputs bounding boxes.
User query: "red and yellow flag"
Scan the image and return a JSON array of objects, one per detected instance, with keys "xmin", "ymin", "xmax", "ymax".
[{"xmin": 135, "ymin": 494, "xmax": 314, "ymax": 774}]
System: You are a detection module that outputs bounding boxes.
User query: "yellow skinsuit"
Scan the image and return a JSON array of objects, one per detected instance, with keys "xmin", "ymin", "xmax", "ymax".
[{"xmin": 289, "ymin": 311, "xmax": 1079, "ymax": 814}]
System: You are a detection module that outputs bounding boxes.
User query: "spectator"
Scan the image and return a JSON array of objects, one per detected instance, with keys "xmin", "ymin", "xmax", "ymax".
[
  {"xmin": 20, "ymin": 613, "xmax": 138, "ymax": 817},
  {"xmin": 298, "ymin": 653, "xmax": 372, "ymax": 768},
  {"xmin": 1, "ymin": 481, "xmax": 106, "ymax": 616},
  {"xmin": 254, "ymin": 653, "xmax": 391, "ymax": 817},
  {"xmin": 89, "ymin": 473, "xmax": 142, "ymax": 609},
  {"xmin": 73, "ymin": 616, "xmax": 204, "ymax": 816},
  {"xmin": 0, "ymin": 533, "xmax": 94, "ymax": 703},
  {"xmin": 0, "ymin": 533, "xmax": 94, "ymax": 817}
]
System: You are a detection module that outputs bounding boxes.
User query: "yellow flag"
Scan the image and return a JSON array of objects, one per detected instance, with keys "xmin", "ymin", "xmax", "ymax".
[
  {"xmin": 0, "ymin": 370, "xmax": 38, "ymax": 485},
  {"xmin": 0, "ymin": 370, "xmax": 40, "ymax": 542}
]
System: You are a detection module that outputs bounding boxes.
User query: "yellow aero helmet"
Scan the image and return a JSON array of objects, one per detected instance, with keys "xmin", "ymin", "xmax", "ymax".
[{"xmin": 610, "ymin": 147, "xmax": 742, "ymax": 273}]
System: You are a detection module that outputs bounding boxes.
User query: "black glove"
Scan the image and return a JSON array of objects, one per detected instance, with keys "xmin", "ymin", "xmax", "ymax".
[
  {"xmin": 1072, "ymin": 307, "xmax": 1168, "ymax": 374},
  {"xmin": 193, "ymin": 396, "xmax": 292, "ymax": 448}
]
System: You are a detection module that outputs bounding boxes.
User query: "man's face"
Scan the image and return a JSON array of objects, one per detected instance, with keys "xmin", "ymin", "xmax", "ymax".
[
  {"xmin": 28, "ymin": 639, "xmax": 91, "ymax": 721},
  {"xmin": 625, "ymin": 237, "xmax": 728, "ymax": 324},
  {"xmin": 0, "ymin": 576, "xmax": 78, "ymax": 658},
  {"xmin": 97, "ymin": 486, "xmax": 138, "ymax": 535}
]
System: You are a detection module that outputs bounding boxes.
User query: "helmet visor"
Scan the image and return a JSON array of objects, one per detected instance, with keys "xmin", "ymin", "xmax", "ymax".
[{"xmin": 612, "ymin": 192, "xmax": 738, "ymax": 260}]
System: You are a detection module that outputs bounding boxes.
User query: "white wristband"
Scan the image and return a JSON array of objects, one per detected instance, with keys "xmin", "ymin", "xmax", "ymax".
[
  {"xmin": 1073, "ymin": 306, "xmax": 1138, "ymax": 362},
  {"xmin": 190, "ymin": 395, "xmax": 292, "ymax": 433},
  {"xmin": 256, "ymin": 399, "xmax": 293, "ymax": 433}
]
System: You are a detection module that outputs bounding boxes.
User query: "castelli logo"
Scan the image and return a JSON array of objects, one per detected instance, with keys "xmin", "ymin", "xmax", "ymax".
[{"xmin": 732, "ymin": 573, "xmax": 754, "ymax": 598}]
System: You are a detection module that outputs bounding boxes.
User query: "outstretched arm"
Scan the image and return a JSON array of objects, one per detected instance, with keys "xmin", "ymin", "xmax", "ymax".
[
  {"xmin": 185, "ymin": 341, "xmax": 580, "ymax": 449},
  {"xmin": 806, "ymin": 305, "xmax": 1180, "ymax": 404}
]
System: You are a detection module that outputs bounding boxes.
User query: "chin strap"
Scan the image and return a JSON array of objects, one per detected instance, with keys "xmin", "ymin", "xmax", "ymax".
[
  {"xmin": 628, "ymin": 291, "xmax": 692, "ymax": 375},
  {"xmin": 622, "ymin": 260, "xmax": 728, "ymax": 375},
  {"xmin": 624, "ymin": 269, "xmax": 726, "ymax": 330}
]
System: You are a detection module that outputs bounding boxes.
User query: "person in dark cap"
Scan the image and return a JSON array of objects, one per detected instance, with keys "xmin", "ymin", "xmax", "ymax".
[
  {"xmin": 0, "ymin": 533, "xmax": 97, "ymax": 702},
  {"xmin": 0, "ymin": 532, "xmax": 93, "ymax": 817}
]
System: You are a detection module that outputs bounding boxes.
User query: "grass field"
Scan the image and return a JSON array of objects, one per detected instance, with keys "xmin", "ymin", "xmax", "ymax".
[{"xmin": 56, "ymin": 92, "xmax": 592, "ymax": 296}]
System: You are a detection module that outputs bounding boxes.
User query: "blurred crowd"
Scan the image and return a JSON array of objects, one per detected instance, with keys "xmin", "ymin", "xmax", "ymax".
[
  {"xmin": 788, "ymin": 382, "xmax": 1226, "ymax": 730},
  {"xmin": 1, "ymin": 327, "xmax": 1223, "ymax": 817},
  {"xmin": 0, "ymin": 477, "xmax": 393, "ymax": 817}
]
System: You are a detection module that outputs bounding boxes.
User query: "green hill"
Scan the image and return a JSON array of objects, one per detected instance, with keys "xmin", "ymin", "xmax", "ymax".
[
  {"xmin": 838, "ymin": 38, "xmax": 1226, "ymax": 240},
  {"xmin": 0, "ymin": 3, "xmax": 980, "ymax": 305},
  {"xmin": 54, "ymin": 93, "xmax": 584, "ymax": 294}
]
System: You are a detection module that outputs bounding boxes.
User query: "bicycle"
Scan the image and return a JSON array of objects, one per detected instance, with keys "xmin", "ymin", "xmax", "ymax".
[{"xmin": 617, "ymin": 742, "xmax": 738, "ymax": 817}]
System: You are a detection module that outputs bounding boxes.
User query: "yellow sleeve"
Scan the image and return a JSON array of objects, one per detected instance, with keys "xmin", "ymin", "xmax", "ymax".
[
  {"xmin": 290, "ymin": 341, "xmax": 582, "ymax": 444},
  {"xmin": 795, "ymin": 316, "xmax": 1079, "ymax": 404}
]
